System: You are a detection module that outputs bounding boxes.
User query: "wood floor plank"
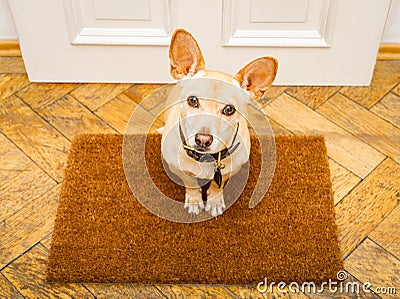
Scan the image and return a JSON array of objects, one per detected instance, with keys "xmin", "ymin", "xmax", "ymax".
[
  {"xmin": 247, "ymin": 101, "xmax": 293, "ymax": 136},
  {"xmin": 2, "ymin": 243, "xmax": 94, "ymax": 298},
  {"xmin": 124, "ymin": 84, "xmax": 173, "ymax": 126},
  {"xmin": 328, "ymin": 159, "xmax": 361, "ymax": 205},
  {"xmin": 85, "ymin": 284, "xmax": 165, "ymax": 299},
  {"xmin": 262, "ymin": 93, "xmax": 384, "ymax": 178},
  {"xmin": 0, "ymin": 163, "xmax": 56, "ymax": 222},
  {"xmin": 269, "ymin": 119, "xmax": 293, "ymax": 136},
  {"xmin": 318, "ymin": 93, "xmax": 400, "ymax": 163},
  {"xmin": 16, "ymin": 82, "xmax": 79, "ymax": 111},
  {"xmin": 155, "ymin": 285, "xmax": 235, "ymax": 298},
  {"xmin": 134, "ymin": 106, "xmax": 166, "ymax": 133},
  {"xmin": 335, "ymin": 159, "xmax": 400, "ymax": 257},
  {"xmin": 0, "ymin": 57, "xmax": 26, "ymax": 74},
  {"xmin": 345, "ymin": 238, "xmax": 399, "ymax": 299},
  {"xmin": 125, "ymin": 83, "xmax": 164, "ymax": 106},
  {"xmin": 285, "ymin": 86, "xmax": 340, "ymax": 109},
  {"xmin": 227, "ymin": 285, "xmax": 308, "ymax": 298},
  {"xmin": 0, "ymin": 132, "xmax": 56, "ymax": 221},
  {"xmin": 39, "ymin": 95, "xmax": 116, "ymax": 140},
  {"xmin": 148, "ymin": 100, "xmax": 166, "ymax": 123},
  {"xmin": 95, "ymin": 93, "xmax": 163, "ymax": 134},
  {"xmin": 393, "ymin": 83, "xmax": 400, "ymax": 96},
  {"xmin": 70, "ymin": 83, "xmax": 132, "ymax": 111},
  {"xmin": 0, "ymin": 96, "xmax": 70, "ymax": 182},
  {"xmin": 125, "ymin": 84, "xmax": 172, "ymax": 115},
  {"xmin": 369, "ymin": 205, "xmax": 400, "ymax": 258},
  {"xmin": 0, "ymin": 273, "xmax": 24, "ymax": 299},
  {"xmin": 0, "ymin": 185, "xmax": 60, "ymax": 269},
  {"xmin": 0, "ymin": 131, "xmax": 32, "ymax": 170},
  {"xmin": 94, "ymin": 94, "xmax": 138, "ymax": 133},
  {"xmin": 258, "ymin": 86, "xmax": 288, "ymax": 106},
  {"xmin": 340, "ymin": 61, "xmax": 400, "ymax": 108},
  {"xmin": 40, "ymin": 233, "xmax": 53, "ymax": 251},
  {"xmin": 370, "ymin": 92, "xmax": 400, "ymax": 129},
  {"xmin": 0, "ymin": 74, "xmax": 30, "ymax": 101}
]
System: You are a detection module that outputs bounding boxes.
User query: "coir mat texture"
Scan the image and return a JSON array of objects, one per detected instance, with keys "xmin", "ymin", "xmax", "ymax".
[{"xmin": 46, "ymin": 134, "xmax": 343, "ymax": 284}]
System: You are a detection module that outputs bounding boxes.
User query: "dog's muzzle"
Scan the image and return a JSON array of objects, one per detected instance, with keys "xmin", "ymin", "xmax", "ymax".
[{"xmin": 178, "ymin": 119, "xmax": 240, "ymax": 188}]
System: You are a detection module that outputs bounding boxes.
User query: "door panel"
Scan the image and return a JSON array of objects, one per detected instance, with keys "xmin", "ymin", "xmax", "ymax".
[
  {"xmin": 8, "ymin": 0, "xmax": 390, "ymax": 85},
  {"xmin": 250, "ymin": 0, "xmax": 309, "ymax": 23},
  {"xmin": 64, "ymin": 0, "xmax": 173, "ymax": 45},
  {"xmin": 93, "ymin": 0, "xmax": 151, "ymax": 20},
  {"xmin": 222, "ymin": 0, "xmax": 336, "ymax": 47}
]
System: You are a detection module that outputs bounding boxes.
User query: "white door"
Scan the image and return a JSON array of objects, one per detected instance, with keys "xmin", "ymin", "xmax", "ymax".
[{"xmin": 8, "ymin": 0, "xmax": 390, "ymax": 85}]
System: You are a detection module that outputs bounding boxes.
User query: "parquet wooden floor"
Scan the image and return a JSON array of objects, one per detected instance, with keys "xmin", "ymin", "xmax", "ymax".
[{"xmin": 0, "ymin": 57, "xmax": 399, "ymax": 298}]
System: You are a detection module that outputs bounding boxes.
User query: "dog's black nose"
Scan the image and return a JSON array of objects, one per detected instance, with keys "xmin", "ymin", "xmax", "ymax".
[{"xmin": 195, "ymin": 133, "xmax": 213, "ymax": 148}]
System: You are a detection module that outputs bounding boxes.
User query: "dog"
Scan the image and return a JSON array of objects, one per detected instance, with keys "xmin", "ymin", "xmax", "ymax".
[{"xmin": 160, "ymin": 29, "xmax": 277, "ymax": 217}]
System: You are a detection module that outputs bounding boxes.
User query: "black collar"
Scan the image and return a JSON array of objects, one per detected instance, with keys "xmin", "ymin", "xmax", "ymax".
[{"xmin": 178, "ymin": 119, "xmax": 240, "ymax": 163}]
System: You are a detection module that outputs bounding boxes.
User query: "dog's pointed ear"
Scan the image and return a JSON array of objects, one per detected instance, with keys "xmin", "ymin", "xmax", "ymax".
[
  {"xmin": 169, "ymin": 29, "xmax": 205, "ymax": 80},
  {"xmin": 234, "ymin": 57, "xmax": 278, "ymax": 100}
]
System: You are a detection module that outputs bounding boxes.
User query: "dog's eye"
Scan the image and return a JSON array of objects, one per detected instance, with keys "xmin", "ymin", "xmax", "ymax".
[
  {"xmin": 222, "ymin": 105, "xmax": 236, "ymax": 116},
  {"xmin": 187, "ymin": 96, "xmax": 199, "ymax": 108}
]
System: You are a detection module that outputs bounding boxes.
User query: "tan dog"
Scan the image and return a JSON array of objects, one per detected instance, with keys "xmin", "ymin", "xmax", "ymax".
[{"xmin": 161, "ymin": 29, "xmax": 277, "ymax": 217}]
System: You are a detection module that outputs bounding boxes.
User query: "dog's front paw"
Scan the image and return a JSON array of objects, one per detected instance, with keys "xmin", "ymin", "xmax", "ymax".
[
  {"xmin": 184, "ymin": 188, "xmax": 204, "ymax": 215},
  {"xmin": 205, "ymin": 192, "xmax": 226, "ymax": 217}
]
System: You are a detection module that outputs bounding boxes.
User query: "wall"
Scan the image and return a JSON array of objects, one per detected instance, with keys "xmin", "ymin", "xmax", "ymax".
[
  {"xmin": 382, "ymin": 0, "xmax": 400, "ymax": 43},
  {"xmin": 0, "ymin": 0, "xmax": 399, "ymax": 42},
  {"xmin": 0, "ymin": 0, "xmax": 17, "ymax": 39}
]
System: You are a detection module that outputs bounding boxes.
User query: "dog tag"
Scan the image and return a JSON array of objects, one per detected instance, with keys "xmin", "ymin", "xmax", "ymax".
[
  {"xmin": 199, "ymin": 154, "xmax": 215, "ymax": 163},
  {"xmin": 214, "ymin": 168, "xmax": 222, "ymax": 188}
]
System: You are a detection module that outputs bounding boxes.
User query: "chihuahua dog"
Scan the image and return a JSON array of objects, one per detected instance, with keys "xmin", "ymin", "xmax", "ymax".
[{"xmin": 161, "ymin": 29, "xmax": 277, "ymax": 217}]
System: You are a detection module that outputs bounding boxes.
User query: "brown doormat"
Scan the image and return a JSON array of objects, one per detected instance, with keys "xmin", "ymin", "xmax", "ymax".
[{"xmin": 46, "ymin": 134, "xmax": 343, "ymax": 284}]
